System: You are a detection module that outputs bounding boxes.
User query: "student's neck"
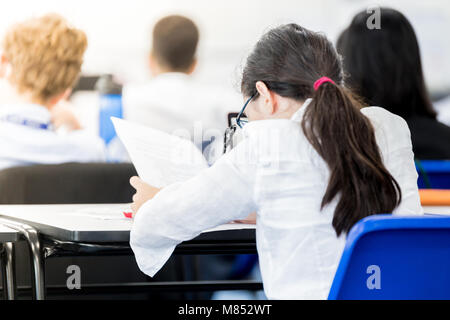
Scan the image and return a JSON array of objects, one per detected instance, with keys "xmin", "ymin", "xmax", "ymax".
[
  {"xmin": 151, "ymin": 63, "xmax": 192, "ymax": 77},
  {"xmin": 152, "ymin": 69, "xmax": 189, "ymax": 77},
  {"xmin": 1, "ymin": 82, "xmax": 51, "ymax": 109},
  {"xmin": 270, "ymin": 99, "xmax": 305, "ymax": 120}
]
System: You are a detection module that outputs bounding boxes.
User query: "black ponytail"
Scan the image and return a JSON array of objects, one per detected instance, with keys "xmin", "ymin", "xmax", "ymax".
[{"xmin": 241, "ymin": 24, "xmax": 402, "ymax": 236}]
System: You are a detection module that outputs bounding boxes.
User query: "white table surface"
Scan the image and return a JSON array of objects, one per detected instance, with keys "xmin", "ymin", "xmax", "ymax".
[
  {"xmin": 0, "ymin": 204, "xmax": 133, "ymax": 232},
  {"xmin": 0, "ymin": 204, "xmax": 255, "ymax": 243},
  {"xmin": 0, "ymin": 204, "xmax": 447, "ymax": 227},
  {"xmin": 423, "ymin": 206, "xmax": 450, "ymax": 215},
  {"xmin": 0, "ymin": 224, "xmax": 20, "ymax": 242},
  {"xmin": 0, "ymin": 204, "xmax": 447, "ymax": 231}
]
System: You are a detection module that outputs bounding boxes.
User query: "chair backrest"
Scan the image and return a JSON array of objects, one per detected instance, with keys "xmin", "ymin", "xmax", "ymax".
[
  {"xmin": 416, "ymin": 160, "xmax": 450, "ymax": 189},
  {"xmin": 328, "ymin": 214, "xmax": 450, "ymax": 300},
  {"xmin": 0, "ymin": 163, "xmax": 137, "ymax": 204}
]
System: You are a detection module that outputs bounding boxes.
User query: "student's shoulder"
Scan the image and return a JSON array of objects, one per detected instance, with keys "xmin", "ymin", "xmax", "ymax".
[
  {"xmin": 361, "ymin": 106, "xmax": 413, "ymax": 155},
  {"xmin": 361, "ymin": 105, "xmax": 404, "ymax": 122},
  {"xmin": 122, "ymin": 82, "xmax": 160, "ymax": 111},
  {"xmin": 64, "ymin": 130, "xmax": 106, "ymax": 161},
  {"xmin": 123, "ymin": 82, "xmax": 154, "ymax": 97},
  {"xmin": 361, "ymin": 106, "xmax": 410, "ymax": 134}
]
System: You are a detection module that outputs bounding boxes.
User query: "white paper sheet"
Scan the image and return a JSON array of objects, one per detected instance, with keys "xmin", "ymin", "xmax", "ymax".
[
  {"xmin": 112, "ymin": 117, "xmax": 209, "ymax": 187},
  {"xmin": 65, "ymin": 205, "xmax": 133, "ymax": 221}
]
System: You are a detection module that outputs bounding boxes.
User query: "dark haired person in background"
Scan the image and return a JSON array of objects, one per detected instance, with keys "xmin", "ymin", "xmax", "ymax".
[
  {"xmin": 128, "ymin": 24, "xmax": 422, "ymax": 299},
  {"xmin": 337, "ymin": 8, "xmax": 450, "ymax": 159}
]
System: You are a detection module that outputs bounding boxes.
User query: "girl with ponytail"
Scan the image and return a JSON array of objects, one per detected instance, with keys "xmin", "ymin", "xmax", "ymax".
[{"xmin": 129, "ymin": 24, "xmax": 423, "ymax": 299}]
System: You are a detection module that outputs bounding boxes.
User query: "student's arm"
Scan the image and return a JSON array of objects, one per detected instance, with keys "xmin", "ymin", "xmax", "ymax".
[
  {"xmin": 384, "ymin": 114, "xmax": 423, "ymax": 215},
  {"xmin": 130, "ymin": 146, "xmax": 257, "ymax": 277},
  {"xmin": 362, "ymin": 107, "xmax": 423, "ymax": 215},
  {"xmin": 233, "ymin": 212, "xmax": 257, "ymax": 224}
]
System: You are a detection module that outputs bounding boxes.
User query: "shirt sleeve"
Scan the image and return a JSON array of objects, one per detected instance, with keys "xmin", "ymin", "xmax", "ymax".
[
  {"xmin": 362, "ymin": 107, "xmax": 423, "ymax": 216},
  {"xmin": 130, "ymin": 143, "xmax": 258, "ymax": 277},
  {"xmin": 385, "ymin": 116, "xmax": 424, "ymax": 216}
]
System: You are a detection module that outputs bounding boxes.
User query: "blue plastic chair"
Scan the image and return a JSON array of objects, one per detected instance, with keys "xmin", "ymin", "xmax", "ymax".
[
  {"xmin": 416, "ymin": 160, "xmax": 450, "ymax": 189},
  {"xmin": 328, "ymin": 214, "xmax": 450, "ymax": 300}
]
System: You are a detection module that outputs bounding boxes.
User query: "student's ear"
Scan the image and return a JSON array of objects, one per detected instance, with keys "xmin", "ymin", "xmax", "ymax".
[
  {"xmin": 186, "ymin": 58, "xmax": 197, "ymax": 75},
  {"xmin": 148, "ymin": 52, "xmax": 156, "ymax": 76},
  {"xmin": 148, "ymin": 52, "xmax": 160, "ymax": 77},
  {"xmin": 255, "ymin": 81, "xmax": 277, "ymax": 115}
]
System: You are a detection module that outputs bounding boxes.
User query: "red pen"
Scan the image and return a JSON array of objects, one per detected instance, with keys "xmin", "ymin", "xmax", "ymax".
[{"xmin": 123, "ymin": 211, "xmax": 133, "ymax": 219}]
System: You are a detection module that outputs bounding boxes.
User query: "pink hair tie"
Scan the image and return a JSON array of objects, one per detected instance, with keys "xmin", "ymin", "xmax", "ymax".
[{"xmin": 314, "ymin": 77, "xmax": 335, "ymax": 91}]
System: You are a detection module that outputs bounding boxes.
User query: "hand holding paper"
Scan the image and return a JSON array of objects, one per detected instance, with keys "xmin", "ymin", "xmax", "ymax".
[{"xmin": 129, "ymin": 176, "xmax": 160, "ymax": 214}]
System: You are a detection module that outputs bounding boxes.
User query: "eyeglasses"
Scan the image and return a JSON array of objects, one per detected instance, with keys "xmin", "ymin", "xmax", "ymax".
[
  {"xmin": 223, "ymin": 93, "xmax": 256, "ymax": 153},
  {"xmin": 236, "ymin": 93, "xmax": 256, "ymax": 128}
]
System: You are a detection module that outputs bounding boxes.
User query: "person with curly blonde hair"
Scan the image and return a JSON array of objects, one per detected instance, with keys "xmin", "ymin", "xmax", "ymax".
[{"xmin": 0, "ymin": 14, "xmax": 105, "ymax": 169}]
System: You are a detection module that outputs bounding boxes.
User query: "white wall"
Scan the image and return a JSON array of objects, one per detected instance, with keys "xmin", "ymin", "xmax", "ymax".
[{"xmin": 0, "ymin": 0, "xmax": 449, "ymax": 93}]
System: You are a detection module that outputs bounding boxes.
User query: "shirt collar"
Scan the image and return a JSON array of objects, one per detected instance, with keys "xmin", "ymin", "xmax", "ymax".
[
  {"xmin": 0, "ymin": 103, "xmax": 52, "ymax": 124},
  {"xmin": 243, "ymin": 98, "xmax": 313, "ymax": 134},
  {"xmin": 290, "ymin": 98, "xmax": 312, "ymax": 122},
  {"xmin": 153, "ymin": 72, "xmax": 191, "ymax": 83}
]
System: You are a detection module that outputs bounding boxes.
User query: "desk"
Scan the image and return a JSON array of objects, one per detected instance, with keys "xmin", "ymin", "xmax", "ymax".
[
  {"xmin": 0, "ymin": 225, "xmax": 20, "ymax": 300},
  {"xmin": 0, "ymin": 204, "xmax": 257, "ymax": 300},
  {"xmin": 423, "ymin": 206, "xmax": 450, "ymax": 215},
  {"xmin": 0, "ymin": 225, "xmax": 19, "ymax": 242}
]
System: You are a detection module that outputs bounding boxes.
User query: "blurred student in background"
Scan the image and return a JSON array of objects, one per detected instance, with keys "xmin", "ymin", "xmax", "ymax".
[
  {"xmin": 0, "ymin": 14, "xmax": 105, "ymax": 170},
  {"xmin": 123, "ymin": 15, "xmax": 239, "ymax": 162},
  {"xmin": 337, "ymin": 8, "xmax": 450, "ymax": 160}
]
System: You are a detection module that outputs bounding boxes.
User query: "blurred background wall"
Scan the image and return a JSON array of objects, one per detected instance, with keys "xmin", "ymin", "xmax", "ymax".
[{"xmin": 0, "ymin": 0, "xmax": 449, "ymax": 95}]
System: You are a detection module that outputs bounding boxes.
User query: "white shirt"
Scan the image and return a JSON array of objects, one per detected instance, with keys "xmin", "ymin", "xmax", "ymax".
[
  {"xmin": 130, "ymin": 100, "xmax": 423, "ymax": 300},
  {"xmin": 123, "ymin": 72, "xmax": 240, "ymax": 160},
  {"xmin": 0, "ymin": 103, "xmax": 106, "ymax": 170},
  {"xmin": 434, "ymin": 95, "xmax": 450, "ymax": 127}
]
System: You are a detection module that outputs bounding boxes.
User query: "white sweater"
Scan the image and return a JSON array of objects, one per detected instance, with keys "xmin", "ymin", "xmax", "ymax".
[{"xmin": 130, "ymin": 100, "xmax": 423, "ymax": 299}]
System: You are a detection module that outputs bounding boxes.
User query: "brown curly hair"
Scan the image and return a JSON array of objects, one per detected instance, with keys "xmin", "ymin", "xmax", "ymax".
[{"xmin": 2, "ymin": 13, "xmax": 87, "ymax": 104}]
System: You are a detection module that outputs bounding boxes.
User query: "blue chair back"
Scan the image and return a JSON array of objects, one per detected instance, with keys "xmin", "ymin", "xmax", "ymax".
[
  {"xmin": 416, "ymin": 160, "xmax": 450, "ymax": 189},
  {"xmin": 328, "ymin": 214, "xmax": 450, "ymax": 300}
]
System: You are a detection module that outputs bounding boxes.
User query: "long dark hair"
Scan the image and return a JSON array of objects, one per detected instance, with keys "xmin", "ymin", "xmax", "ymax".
[
  {"xmin": 336, "ymin": 8, "xmax": 435, "ymax": 119},
  {"xmin": 241, "ymin": 24, "xmax": 401, "ymax": 236}
]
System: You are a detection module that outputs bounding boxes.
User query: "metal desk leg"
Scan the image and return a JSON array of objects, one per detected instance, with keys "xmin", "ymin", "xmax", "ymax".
[
  {"xmin": 0, "ymin": 217, "xmax": 45, "ymax": 300},
  {"xmin": 1, "ymin": 242, "xmax": 16, "ymax": 300},
  {"xmin": 26, "ymin": 227, "xmax": 45, "ymax": 300},
  {"xmin": 1, "ymin": 244, "xmax": 6, "ymax": 299}
]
